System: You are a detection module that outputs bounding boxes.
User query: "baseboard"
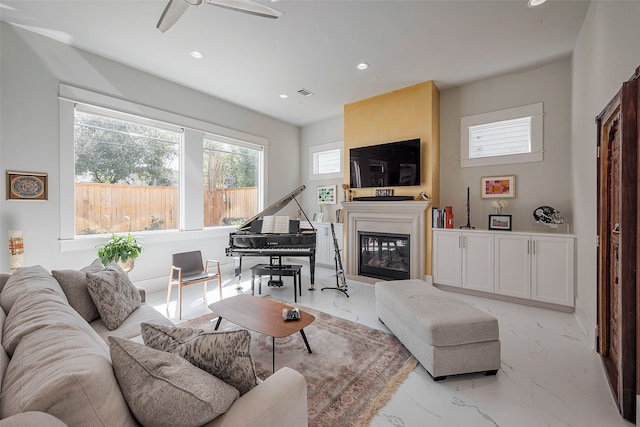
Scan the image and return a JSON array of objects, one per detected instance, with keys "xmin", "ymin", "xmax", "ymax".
[{"xmin": 573, "ymin": 299, "xmax": 596, "ymax": 350}]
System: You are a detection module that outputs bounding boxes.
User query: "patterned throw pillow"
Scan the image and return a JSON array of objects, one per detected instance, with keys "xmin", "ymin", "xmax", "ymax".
[
  {"xmin": 86, "ymin": 264, "xmax": 141, "ymax": 330},
  {"xmin": 108, "ymin": 336, "xmax": 238, "ymax": 427},
  {"xmin": 52, "ymin": 259, "xmax": 104, "ymax": 322},
  {"xmin": 141, "ymin": 323, "xmax": 258, "ymax": 395}
]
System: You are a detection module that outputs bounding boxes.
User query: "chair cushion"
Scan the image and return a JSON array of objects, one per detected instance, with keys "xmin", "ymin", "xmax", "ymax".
[
  {"xmin": 52, "ymin": 259, "xmax": 104, "ymax": 322},
  {"xmin": 0, "ymin": 325, "xmax": 137, "ymax": 426},
  {"xmin": 0, "ymin": 265, "xmax": 68, "ymax": 314},
  {"xmin": 141, "ymin": 323, "xmax": 258, "ymax": 395},
  {"xmin": 376, "ymin": 279, "xmax": 499, "ymax": 347},
  {"xmin": 2, "ymin": 288, "xmax": 106, "ymax": 357},
  {"xmin": 91, "ymin": 304, "xmax": 174, "ymax": 341},
  {"xmin": 86, "ymin": 263, "xmax": 141, "ymax": 331},
  {"xmin": 109, "ymin": 336, "xmax": 239, "ymax": 427},
  {"xmin": 172, "ymin": 251, "xmax": 205, "ymax": 276}
]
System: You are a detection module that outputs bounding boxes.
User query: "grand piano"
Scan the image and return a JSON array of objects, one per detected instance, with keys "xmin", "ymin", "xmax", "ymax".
[{"xmin": 225, "ymin": 185, "xmax": 317, "ymax": 290}]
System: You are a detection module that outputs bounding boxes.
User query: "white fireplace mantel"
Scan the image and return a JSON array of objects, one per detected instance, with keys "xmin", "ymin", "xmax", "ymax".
[{"xmin": 342, "ymin": 201, "xmax": 430, "ymax": 281}]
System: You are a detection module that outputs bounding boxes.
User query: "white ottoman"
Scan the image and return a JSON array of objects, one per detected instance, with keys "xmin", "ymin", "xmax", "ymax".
[{"xmin": 375, "ymin": 279, "xmax": 500, "ymax": 380}]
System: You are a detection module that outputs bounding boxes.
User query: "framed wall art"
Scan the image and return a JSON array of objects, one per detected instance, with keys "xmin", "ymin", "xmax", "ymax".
[
  {"xmin": 317, "ymin": 185, "xmax": 337, "ymax": 205},
  {"xmin": 6, "ymin": 171, "xmax": 48, "ymax": 201},
  {"xmin": 481, "ymin": 175, "xmax": 515, "ymax": 199},
  {"xmin": 488, "ymin": 214, "xmax": 512, "ymax": 231}
]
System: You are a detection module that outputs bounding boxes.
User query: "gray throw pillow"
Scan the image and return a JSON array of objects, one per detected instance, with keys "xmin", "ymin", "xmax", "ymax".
[
  {"xmin": 108, "ymin": 336, "xmax": 239, "ymax": 427},
  {"xmin": 141, "ymin": 323, "xmax": 258, "ymax": 395},
  {"xmin": 52, "ymin": 259, "xmax": 104, "ymax": 322},
  {"xmin": 86, "ymin": 264, "xmax": 141, "ymax": 331}
]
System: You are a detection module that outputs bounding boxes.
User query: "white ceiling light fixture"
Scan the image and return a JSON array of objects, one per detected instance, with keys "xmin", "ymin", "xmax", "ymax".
[
  {"xmin": 357, "ymin": 63, "xmax": 369, "ymax": 70},
  {"xmin": 190, "ymin": 50, "xmax": 203, "ymax": 59},
  {"xmin": 279, "ymin": 94, "xmax": 288, "ymax": 99},
  {"xmin": 528, "ymin": 0, "xmax": 547, "ymax": 8}
]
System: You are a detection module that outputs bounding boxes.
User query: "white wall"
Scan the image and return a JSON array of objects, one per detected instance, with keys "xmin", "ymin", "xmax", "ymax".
[
  {"xmin": 299, "ymin": 116, "xmax": 344, "ymax": 222},
  {"xmin": 571, "ymin": 1, "xmax": 640, "ymax": 346},
  {"xmin": 0, "ymin": 22, "xmax": 301, "ymax": 291},
  {"xmin": 439, "ymin": 58, "xmax": 573, "ymax": 231}
]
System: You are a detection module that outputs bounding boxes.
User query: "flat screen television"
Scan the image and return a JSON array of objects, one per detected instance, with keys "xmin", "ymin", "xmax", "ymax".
[{"xmin": 349, "ymin": 138, "xmax": 421, "ymax": 188}]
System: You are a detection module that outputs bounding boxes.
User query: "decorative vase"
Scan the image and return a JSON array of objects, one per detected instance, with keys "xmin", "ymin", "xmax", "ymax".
[{"xmin": 118, "ymin": 258, "xmax": 135, "ymax": 273}]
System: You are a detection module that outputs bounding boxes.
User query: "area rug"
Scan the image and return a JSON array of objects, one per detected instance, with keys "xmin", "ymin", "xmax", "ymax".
[{"xmin": 180, "ymin": 305, "xmax": 417, "ymax": 427}]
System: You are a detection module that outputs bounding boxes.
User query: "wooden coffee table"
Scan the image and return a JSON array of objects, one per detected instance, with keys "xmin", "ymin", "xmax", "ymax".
[{"xmin": 208, "ymin": 294, "xmax": 315, "ymax": 372}]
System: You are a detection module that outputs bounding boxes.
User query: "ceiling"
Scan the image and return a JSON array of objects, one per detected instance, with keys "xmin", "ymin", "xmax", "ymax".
[{"xmin": 0, "ymin": 0, "xmax": 590, "ymax": 127}]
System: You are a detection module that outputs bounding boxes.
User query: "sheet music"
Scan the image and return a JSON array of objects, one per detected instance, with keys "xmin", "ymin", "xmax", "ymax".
[{"xmin": 261, "ymin": 215, "xmax": 290, "ymax": 233}]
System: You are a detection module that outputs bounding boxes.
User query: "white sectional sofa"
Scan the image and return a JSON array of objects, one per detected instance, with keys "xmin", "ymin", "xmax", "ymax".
[{"xmin": 0, "ymin": 264, "xmax": 308, "ymax": 426}]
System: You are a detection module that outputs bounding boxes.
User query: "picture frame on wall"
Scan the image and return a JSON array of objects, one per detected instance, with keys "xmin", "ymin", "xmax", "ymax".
[
  {"xmin": 488, "ymin": 214, "xmax": 512, "ymax": 231},
  {"xmin": 6, "ymin": 171, "xmax": 48, "ymax": 201},
  {"xmin": 481, "ymin": 175, "xmax": 515, "ymax": 199},
  {"xmin": 317, "ymin": 185, "xmax": 337, "ymax": 205}
]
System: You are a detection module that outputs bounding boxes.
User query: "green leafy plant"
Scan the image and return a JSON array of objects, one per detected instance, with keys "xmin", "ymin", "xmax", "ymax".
[{"xmin": 97, "ymin": 233, "xmax": 143, "ymax": 266}]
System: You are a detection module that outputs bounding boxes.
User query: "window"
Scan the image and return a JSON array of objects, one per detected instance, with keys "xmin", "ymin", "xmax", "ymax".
[
  {"xmin": 60, "ymin": 83, "xmax": 268, "ymax": 242},
  {"xmin": 309, "ymin": 141, "xmax": 343, "ymax": 180},
  {"xmin": 460, "ymin": 103, "xmax": 543, "ymax": 167},
  {"xmin": 74, "ymin": 106, "xmax": 181, "ymax": 235},
  {"xmin": 203, "ymin": 136, "xmax": 262, "ymax": 227}
]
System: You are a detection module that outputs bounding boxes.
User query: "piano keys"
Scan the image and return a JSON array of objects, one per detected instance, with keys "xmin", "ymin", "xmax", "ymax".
[{"xmin": 226, "ymin": 185, "xmax": 317, "ymax": 290}]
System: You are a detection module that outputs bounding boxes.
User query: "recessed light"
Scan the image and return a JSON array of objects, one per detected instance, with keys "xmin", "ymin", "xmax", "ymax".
[
  {"xmin": 357, "ymin": 63, "xmax": 369, "ymax": 70},
  {"xmin": 527, "ymin": 0, "xmax": 546, "ymax": 7},
  {"xmin": 279, "ymin": 94, "xmax": 288, "ymax": 99},
  {"xmin": 190, "ymin": 51, "xmax": 203, "ymax": 59}
]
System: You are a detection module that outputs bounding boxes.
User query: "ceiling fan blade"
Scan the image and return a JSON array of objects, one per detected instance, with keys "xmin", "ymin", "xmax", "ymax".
[
  {"xmin": 206, "ymin": 0, "xmax": 283, "ymax": 19},
  {"xmin": 157, "ymin": 0, "xmax": 193, "ymax": 33}
]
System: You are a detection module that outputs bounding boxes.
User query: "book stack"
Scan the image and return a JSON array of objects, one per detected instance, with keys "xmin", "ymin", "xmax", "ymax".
[
  {"xmin": 335, "ymin": 209, "xmax": 344, "ymax": 223},
  {"xmin": 432, "ymin": 206, "xmax": 454, "ymax": 229}
]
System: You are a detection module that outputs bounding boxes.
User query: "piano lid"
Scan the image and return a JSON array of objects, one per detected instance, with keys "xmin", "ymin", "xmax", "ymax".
[{"xmin": 236, "ymin": 185, "xmax": 312, "ymax": 231}]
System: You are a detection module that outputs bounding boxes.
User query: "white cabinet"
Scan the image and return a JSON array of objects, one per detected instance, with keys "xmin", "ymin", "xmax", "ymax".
[
  {"xmin": 433, "ymin": 229, "xmax": 575, "ymax": 309},
  {"xmin": 432, "ymin": 230, "xmax": 461, "ymax": 286},
  {"xmin": 530, "ymin": 236, "xmax": 575, "ymax": 306},
  {"xmin": 312, "ymin": 222, "xmax": 343, "ymax": 267},
  {"xmin": 494, "ymin": 233, "xmax": 531, "ymax": 299},
  {"xmin": 432, "ymin": 230, "xmax": 493, "ymax": 292}
]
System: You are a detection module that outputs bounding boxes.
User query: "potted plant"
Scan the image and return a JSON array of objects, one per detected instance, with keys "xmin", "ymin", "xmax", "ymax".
[{"xmin": 97, "ymin": 233, "xmax": 143, "ymax": 272}]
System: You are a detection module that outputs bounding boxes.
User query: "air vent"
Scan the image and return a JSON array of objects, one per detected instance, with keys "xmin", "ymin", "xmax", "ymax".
[{"xmin": 297, "ymin": 88, "xmax": 315, "ymax": 97}]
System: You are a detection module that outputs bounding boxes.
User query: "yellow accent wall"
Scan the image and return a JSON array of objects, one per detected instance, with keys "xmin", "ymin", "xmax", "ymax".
[{"xmin": 344, "ymin": 81, "xmax": 440, "ymax": 275}]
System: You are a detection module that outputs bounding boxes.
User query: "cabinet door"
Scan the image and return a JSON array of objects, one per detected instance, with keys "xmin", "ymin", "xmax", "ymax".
[
  {"xmin": 531, "ymin": 236, "xmax": 574, "ymax": 306},
  {"xmin": 462, "ymin": 232, "xmax": 494, "ymax": 292},
  {"xmin": 432, "ymin": 230, "xmax": 462, "ymax": 287},
  {"xmin": 314, "ymin": 223, "xmax": 330, "ymax": 265},
  {"xmin": 494, "ymin": 233, "xmax": 530, "ymax": 298}
]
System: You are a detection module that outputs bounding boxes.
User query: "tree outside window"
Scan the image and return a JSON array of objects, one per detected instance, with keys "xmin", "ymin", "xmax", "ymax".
[
  {"xmin": 74, "ymin": 109, "xmax": 180, "ymax": 235},
  {"xmin": 203, "ymin": 138, "xmax": 260, "ymax": 227}
]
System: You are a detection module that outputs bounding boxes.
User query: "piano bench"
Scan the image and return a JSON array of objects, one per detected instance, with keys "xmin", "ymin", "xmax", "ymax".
[{"xmin": 251, "ymin": 264, "xmax": 303, "ymax": 303}]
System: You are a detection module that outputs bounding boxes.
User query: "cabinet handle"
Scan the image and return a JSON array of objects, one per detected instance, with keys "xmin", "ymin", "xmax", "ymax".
[
  {"xmin": 527, "ymin": 240, "xmax": 530, "ymax": 254},
  {"xmin": 532, "ymin": 241, "xmax": 536, "ymax": 255}
]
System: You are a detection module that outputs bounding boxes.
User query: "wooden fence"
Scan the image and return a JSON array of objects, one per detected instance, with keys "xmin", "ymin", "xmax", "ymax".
[{"xmin": 75, "ymin": 183, "xmax": 257, "ymax": 235}]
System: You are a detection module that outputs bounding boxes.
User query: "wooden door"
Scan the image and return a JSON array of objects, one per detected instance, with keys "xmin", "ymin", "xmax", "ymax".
[{"xmin": 596, "ymin": 68, "xmax": 639, "ymax": 422}]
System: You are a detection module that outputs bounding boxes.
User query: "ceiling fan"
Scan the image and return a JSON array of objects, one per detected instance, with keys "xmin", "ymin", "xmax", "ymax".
[{"xmin": 157, "ymin": 0, "xmax": 283, "ymax": 33}]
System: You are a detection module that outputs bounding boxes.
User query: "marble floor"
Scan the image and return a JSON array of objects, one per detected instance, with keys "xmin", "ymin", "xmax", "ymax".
[{"xmin": 146, "ymin": 264, "xmax": 633, "ymax": 427}]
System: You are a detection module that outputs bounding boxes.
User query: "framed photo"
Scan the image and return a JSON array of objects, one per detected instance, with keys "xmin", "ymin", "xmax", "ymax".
[
  {"xmin": 6, "ymin": 171, "xmax": 48, "ymax": 201},
  {"xmin": 317, "ymin": 185, "xmax": 337, "ymax": 205},
  {"xmin": 488, "ymin": 214, "xmax": 512, "ymax": 231},
  {"xmin": 481, "ymin": 175, "xmax": 515, "ymax": 199},
  {"xmin": 312, "ymin": 213, "xmax": 324, "ymax": 222}
]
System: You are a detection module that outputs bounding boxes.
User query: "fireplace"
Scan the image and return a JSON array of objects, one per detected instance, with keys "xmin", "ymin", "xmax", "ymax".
[
  {"xmin": 359, "ymin": 232, "xmax": 410, "ymax": 280},
  {"xmin": 342, "ymin": 200, "xmax": 430, "ymax": 281}
]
